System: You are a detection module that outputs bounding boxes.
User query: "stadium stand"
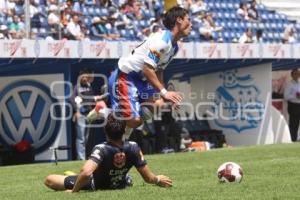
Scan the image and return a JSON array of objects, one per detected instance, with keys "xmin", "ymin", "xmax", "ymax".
[{"xmin": 0, "ymin": 0, "xmax": 299, "ymax": 43}]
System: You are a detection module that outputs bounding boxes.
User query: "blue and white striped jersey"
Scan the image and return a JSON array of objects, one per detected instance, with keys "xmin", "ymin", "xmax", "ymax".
[{"xmin": 118, "ymin": 30, "xmax": 179, "ymax": 73}]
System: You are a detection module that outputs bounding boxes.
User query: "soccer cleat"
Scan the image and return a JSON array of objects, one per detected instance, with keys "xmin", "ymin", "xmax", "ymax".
[
  {"xmin": 86, "ymin": 109, "xmax": 101, "ymax": 123},
  {"xmin": 86, "ymin": 107, "xmax": 111, "ymax": 123}
]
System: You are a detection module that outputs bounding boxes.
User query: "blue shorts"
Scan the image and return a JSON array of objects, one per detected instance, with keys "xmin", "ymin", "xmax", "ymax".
[{"xmin": 108, "ymin": 68, "xmax": 158, "ymax": 118}]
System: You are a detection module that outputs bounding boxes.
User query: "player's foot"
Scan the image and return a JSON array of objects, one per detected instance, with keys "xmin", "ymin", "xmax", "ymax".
[
  {"xmin": 86, "ymin": 109, "xmax": 100, "ymax": 123},
  {"xmin": 86, "ymin": 107, "xmax": 111, "ymax": 124}
]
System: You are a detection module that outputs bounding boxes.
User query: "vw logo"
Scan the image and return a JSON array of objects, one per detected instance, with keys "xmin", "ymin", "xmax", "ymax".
[{"xmin": 0, "ymin": 80, "xmax": 61, "ymax": 153}]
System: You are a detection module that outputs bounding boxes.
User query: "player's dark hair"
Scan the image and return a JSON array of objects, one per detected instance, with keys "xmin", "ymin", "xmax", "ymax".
[
  {"xmin": 79, "ymin": 68, "xmax": 93, "ymax": 75},
  {"xmin": 105, "ymin": 113, "xmax": 126, "ymax": 141},
  {"xmin": 163, "ymin": 6, "xmax": 189, "ymax": 30}
]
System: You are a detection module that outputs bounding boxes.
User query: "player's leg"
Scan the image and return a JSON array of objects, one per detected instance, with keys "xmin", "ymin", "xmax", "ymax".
[
  {"xmin": 110, "ymin": 71, "xmax": 144, "ymax": 139},
  {"xmin": 44, "ymin": 174, "xmax": 68, "ymax": 191}
]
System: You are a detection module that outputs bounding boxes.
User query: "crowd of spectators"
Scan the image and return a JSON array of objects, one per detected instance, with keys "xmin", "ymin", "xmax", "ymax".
[{"xmin": 0, "ymin": 0, "xmax": 298, "ymax": 43}]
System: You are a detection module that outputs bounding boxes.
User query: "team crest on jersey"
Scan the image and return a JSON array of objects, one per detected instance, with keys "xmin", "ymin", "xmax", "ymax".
[{"xmin": 113, "ymin": 152, "xmax": 126, "ymax": 168}]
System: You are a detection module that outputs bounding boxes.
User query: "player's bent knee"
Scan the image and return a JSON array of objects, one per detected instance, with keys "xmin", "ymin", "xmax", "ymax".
[
  {"xmin": 44, "ymin": 175, "xmax": 65, "ymax": 190},
  {"xmin": 44, "ymin": 175, "xmax": 54, "ymax": 188}
]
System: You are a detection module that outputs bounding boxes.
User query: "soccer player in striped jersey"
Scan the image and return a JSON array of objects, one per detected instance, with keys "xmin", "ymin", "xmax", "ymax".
[{"xmin": 88, "ymin": 6, "xmax": 192, "ymax": 139}]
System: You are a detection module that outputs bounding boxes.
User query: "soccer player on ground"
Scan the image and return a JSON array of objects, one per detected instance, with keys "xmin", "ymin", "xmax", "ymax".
[
  {"xmin": 44, "ymin": 113, "xmax": 172, "ymax": 192},
  {"xmin": 88, "ymin": 6, "xmax": 192, "ymax": 139}
]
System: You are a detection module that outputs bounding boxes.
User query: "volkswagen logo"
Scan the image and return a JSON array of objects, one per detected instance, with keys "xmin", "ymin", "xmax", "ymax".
[{"xmin": 0, "ymin": 80, "xmax": 61, "ymax": 153}]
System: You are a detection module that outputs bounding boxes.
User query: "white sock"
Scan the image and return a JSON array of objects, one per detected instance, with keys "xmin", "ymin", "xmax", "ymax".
[{"xmin": 122, "ymin": 126, "xmax": 133, "ymax": 141}]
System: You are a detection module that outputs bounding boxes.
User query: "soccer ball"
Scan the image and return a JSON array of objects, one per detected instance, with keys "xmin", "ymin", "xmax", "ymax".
[{"xmin": 217, "ymin": 162, "xmax": 243, "ymax": 183}]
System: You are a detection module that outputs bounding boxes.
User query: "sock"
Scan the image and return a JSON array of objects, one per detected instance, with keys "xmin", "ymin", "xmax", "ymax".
[{"xmin": 122, "ymin": 126, "xmax": 133, "ymax": 141}]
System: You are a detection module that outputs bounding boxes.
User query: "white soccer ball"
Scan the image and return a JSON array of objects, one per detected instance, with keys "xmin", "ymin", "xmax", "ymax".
[{"xmin": 217, "ymin": 162, "xmax": 243, "ymax": 183}]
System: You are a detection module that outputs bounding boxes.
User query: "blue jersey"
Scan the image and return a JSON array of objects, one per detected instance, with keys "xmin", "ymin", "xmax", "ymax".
[{"xmin": 89, "ymin": 141, "xmax": 147, "ymax": 189}]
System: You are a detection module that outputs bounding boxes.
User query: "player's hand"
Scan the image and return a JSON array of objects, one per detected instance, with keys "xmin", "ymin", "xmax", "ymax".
[
  {"xmin": 156, "ymin": 175, "xmax": 172, "ymax": 187},
  {"xmin": 162, "ymin": 91, "xmax": 182, "ymax": 106}
]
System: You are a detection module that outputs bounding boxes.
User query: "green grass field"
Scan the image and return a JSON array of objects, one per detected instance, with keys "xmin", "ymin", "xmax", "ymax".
[{"xmin": 1, "ymin": 143, "xmax": 300, "ymax": 200}]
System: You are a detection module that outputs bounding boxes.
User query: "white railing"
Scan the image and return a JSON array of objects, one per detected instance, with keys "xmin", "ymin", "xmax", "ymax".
[{"xmin": 0, "ymin": 40, "xmax": 299, "ymax": 59}]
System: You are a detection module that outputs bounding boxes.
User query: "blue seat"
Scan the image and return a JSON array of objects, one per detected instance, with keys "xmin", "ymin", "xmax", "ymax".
[
  {"xmin": 257, "ymin": 4, "xmax": 266, "ymax": 12},
  {"xmin": 100, "ymin": 8, "xmax": 108, "ymax": 16},
  {"xmin": 189, "ymin": 30, "xmax": 199, "ymax": 41},
  {"xmin": 120, "ymin": 29, "xmax": 136, "ymax": 40},
  {"xmin": 82, "ymin": 6, "xmax": 88, "ymax": 15},
  {"xmin": 84, "ymin": 17, "xmax": 92, "ymax": 27},
  {"xmin": 40, "ymin": 17, "xmax": 48, "ymax": 28},
  {"xmin": 261, "ymin": 13, "xmax": 268, "ymax": 22},
  {"xmin": 87, "ymin": 7, "xmax": 95, "ymax": 16},
  {"xmin": 94, "ymin": 8, "xmax": 101, "ymax": 15},
  {"xmin": 267, "ymin": 13, "xmax": 275, "ymax": 23},
  {"xmin": 258, "ymin": 22, "xmax": 265, "ymax": 30},
  {"xmin": 85, "ymin": 0, "xmax": 95, "ymax": 6},
  {"xmin": 223, "ymin": 12, "xmax": 230, "ymax": 20},
  {"xmin": 38, "ymin": 28, "xmax": 48, "ymax": 38}
]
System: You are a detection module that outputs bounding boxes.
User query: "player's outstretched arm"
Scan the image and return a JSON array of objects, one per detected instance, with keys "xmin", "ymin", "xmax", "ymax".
[
  {"xmin": 72, "ymin": 160, "xmax": 98, "ymax": 192},
  {"xmin": 136, "ymin": 165, "xmax": 172, "ymax": 187},
  {"xmin": 143, "ymin": 64, "xmax": 182, "ymax": 105}
]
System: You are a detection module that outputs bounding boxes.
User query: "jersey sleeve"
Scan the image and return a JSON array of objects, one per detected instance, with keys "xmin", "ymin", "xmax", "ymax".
[
  {"xmin": 144, "ymin": 37, "xmax": 168, "ymax": 69},
  {"xmin": 88, "ymin": 145, "xmax": 105, "ymax": 165},
  {"xmin": 131, "ymin": 142, "xmax": 147, "ymax": 168}
]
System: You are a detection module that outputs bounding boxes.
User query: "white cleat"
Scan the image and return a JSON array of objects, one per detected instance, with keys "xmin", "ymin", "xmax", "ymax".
[{"xmin": 86, "ymin": 107, "xmax": 111, "ymax": 123}]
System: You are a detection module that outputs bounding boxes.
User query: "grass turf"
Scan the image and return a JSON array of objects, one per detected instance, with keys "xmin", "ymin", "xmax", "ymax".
[{"xmin": 1, "ymin": 143, "xmax": 300, "ymax": 200}]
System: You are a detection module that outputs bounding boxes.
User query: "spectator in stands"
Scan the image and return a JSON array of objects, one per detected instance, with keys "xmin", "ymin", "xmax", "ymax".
[
  {"xmin": 0, "ymin": 0, "xmax": 14, "ymax": 17},
  {"xmin": 237, "ymin": 2, "xmax": 249, "ymax": 21},
  {"xmin": 199, "ymin": 13, "xmax": 223, "ymax": 42},
  {"xmin": 62, "ymin": 0, "xmax": 74, "ymax": 11},
  {"xmin": 124, "ymin": 0, "xmax": 144, "ymax": 20},
  {"xmin": 66, "ymin": 14, "xmax": 84, "ymax": 40},
  {"xmin": 29, "ymin": 0, "xmax": 41, "ymax": 28},
  {"xmin": 14, "ymin": 0, "xmax": 24, "ymax": 16},
  {"xmin": 248, "ymin": 0, "xmax": 259, "ymax": 22},
  {"xmin": 80, "ymin": 24, "xmax": 91, "ymax": 41},
  {"xmin": 60, "ymin": 7, "xmax": 72, "ymax": 28},
  {"xmin": 282, "ymin": 25, "xmax": 297, "ymax": 44},
  {"xmin": 91, "ymin": 16, "xmax": 119, "ymax": 40},
  {"xmin": 0, "ymin": 25, "xmax": 11, "ymax": 39},
  {"xmin": 106, "ymin": 16, "xmax": 120, "ymax": 39},
  {"xmin": 48, "ymin": 5, "xmax": 60, "ymax": 26},
  {"xmin": 239, "ymin": 28, "xmax": 253, "ymax": 43},
  {"xmin": 189, "ymin": 0, "xmax": 208, "ymax": 14},
  {"xmin": 9, "ymin": 15, "xmax": 23, "ymax": 39},
  {"xmin": 97, "ymin": 0, "xmax": 114, "ymax": 7},
  {"xmin": 253, "ymin": 29, "xmax": 263, "ymax": 43},
  {"xmin": 119, "ymin": 4, "xmax": 135, "ymax": 29},
  {"xmin": 284, "ymin": 69, "xmax": 300, "ymax": 142}
]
